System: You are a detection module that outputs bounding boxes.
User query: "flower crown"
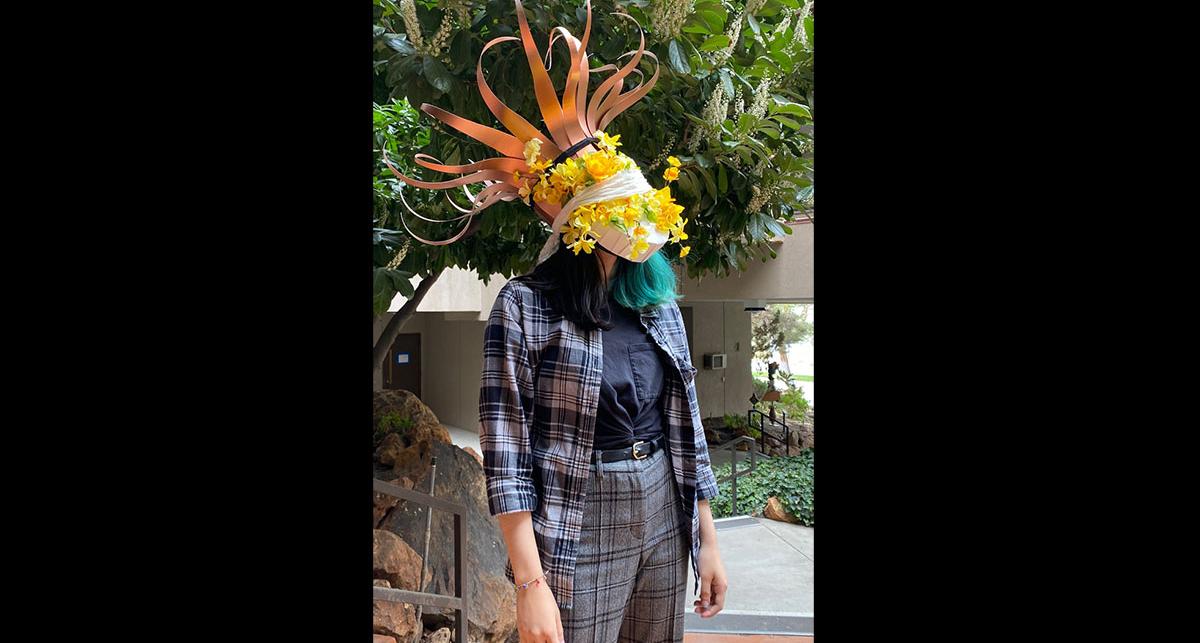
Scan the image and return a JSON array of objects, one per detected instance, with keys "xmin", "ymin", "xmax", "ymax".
[
  {"xmin": 517, "ymin": 133, "xmax": 689, "ymax": 259},
  {"xmin": 382, "ymin": 0, "xmax": 688, "ymax": 263}
]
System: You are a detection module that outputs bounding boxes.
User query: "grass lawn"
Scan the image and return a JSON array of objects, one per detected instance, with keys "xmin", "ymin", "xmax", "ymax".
[{"xmin": 753, "ymin": 372, "xmax": 814, "ymax": 382}]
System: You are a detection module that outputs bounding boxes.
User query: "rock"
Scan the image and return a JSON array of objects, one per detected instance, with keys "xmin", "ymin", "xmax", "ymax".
[
  {"xmin": 421, "ymin": 610, "xmax": 454, "ymax": 632},
  {"xmin": 462, "ymin": 446, "xmax": 484, "ymax": 466},
  {"xmin": 787, "ymin": 428, "xmax": 801, "ymax": 449},
  {"xmin": 392, "ymin": 441, "xmax": 435, "ymax": 479},
  {"xmin": 798, "ymin": 409, "xmax": 814, "ymax": 449},
  {"xmin": 425, "ymin": 628, "xmax": 452, "ymax": 643},
  {"xmin": 376, "ymin": 440, "xmax": 517, "ymax": 643},
  {"xmin": 374, "ymin": 389, "xmax": 452, "ymax": 446},
  {"xmin": 374, "ymin": 636, "xmax": 398, "ymax": 643},
  {"xmin": 377, "ymin": 433, "xmax": 406, "ymax": 466},
  {"xmin": 373, "ymin": 529, "xmax": 428, "ymax": 591},
  {"xmin": 374, "ymin": 579, "xmax": 392, "ymax": 588},
  {"xmin": 373, "ymin": 598, "xmax": 419, "ymax": 641},
  {"xmin": 763, "ymin": 496, "xmax": 802, "ymax": 524}
]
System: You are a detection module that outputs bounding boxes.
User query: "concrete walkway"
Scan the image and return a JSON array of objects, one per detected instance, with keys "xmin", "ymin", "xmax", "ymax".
[
  {"xmin": 447, "ymin": 425, "xmax": 813, "ymax": 636},
  {"xmin": 444, "ymin": 424, "xmax": 481, "ymax": 454},
  {"xmin": 686, "ymin": 636, "xmax": 812, "ymax": 642},
  {"xmin": 685, "ymin": 516, "xmax": 813, "ymax": 636}
]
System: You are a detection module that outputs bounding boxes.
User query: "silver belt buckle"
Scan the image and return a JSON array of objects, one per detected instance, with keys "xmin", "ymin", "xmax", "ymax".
[{"xmin": 631, "ymin": 440, "xmax": 649, "ymax": 460}]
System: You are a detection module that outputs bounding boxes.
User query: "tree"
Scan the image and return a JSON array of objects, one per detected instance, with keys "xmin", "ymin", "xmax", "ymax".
[
  {"xmin": 372, "ymin": 0, "xmax": 815, "ymax": 372},
  {"xmin": 752, "ymin": 304, "xmax": 812, "ymax": 373}
]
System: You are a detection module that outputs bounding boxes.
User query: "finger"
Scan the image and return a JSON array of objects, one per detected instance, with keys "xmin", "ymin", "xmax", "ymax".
[
  {"xmin": 703, "ymin": 581, "xmax": 727, "ymax": 617},
  {"xmin": 696, "ymin": 575, "xmax": 713, "ymax": 614}
]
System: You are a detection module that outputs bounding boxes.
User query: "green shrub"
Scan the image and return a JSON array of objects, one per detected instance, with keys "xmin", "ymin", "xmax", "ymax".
[
  {"xmin": 374, "ymin": 411, "xmax": 415, "ymax": 447},
  {"xmin": 710, "ymin": 449, "xmax": 813, "ymax": 526},
  {"xmin": 778, "ymin": 387, "xmax": 810, "ymax": 423}
]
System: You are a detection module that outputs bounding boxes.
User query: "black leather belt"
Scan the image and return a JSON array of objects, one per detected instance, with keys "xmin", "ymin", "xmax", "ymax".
[{"xmin": 595, "ymin": 435, "xmax": 665, "ymax": 463}]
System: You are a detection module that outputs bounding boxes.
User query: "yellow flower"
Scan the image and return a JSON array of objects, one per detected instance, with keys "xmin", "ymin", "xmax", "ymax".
[
  {"xmin": 533, "ymin": 178, "xmax": 562, "ymax": 205},
  {"xmin": 620, "ymin": 205, "xmax": 640, "ymax": 227},
  {"xmin": 561, "ymin": 226, "xmax": 579, "ymax": 246},
  {"xmin": 663, "ymin": 166, "xmax": 680, "ymax": 182},
  {"xmin": 631, "ymin": 238, "xmax": 650, "ymax": 257},
  {"xmin": 571, "ymin": 215, "xmax": 592, "ymax": 235},
  {"xmin": 585, "ymin": 152, "xmax": 621, "ymax": 181},
  {"xmin": 569, "ymin": 235, "xmax": 597, "ymax": 255},
  {"xmin": 523, "ymin": 138, "xmax": 543, "ymax": 167},
  {"xmin": 667, "ymin": 155, "xmax": 681, "ymax": 167},
  {"xmin": 597, "ymin": 131, "xmax": 622, "ymax": 150},
  {"xmin": 633, "ymin": 225, "xmax": 649, "ymax": 238},
  {"xmin": 660, "ymin": 200, "xmax": 685, "ymax": 222},
  {"xmin": 517, "ymin": 182, "xmax": 531, "ymax": 204},
  {"xmin": 679, "ymin": 246, "xmax": 691, "ymax": 258},
  {"xmin": 550, "ymin": 159, "xmax": 587, "ymax": 194}
]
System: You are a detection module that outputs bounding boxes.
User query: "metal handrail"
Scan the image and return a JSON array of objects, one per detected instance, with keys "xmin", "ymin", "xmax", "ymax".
[
  {"xmin": 373, "ymin": 478, "xmax": 467, "ymax": 643},
  {"xmin": 749, "ymin": 408, "xmax": 792, "ymax": 457},
  {"xmin": 715, "ymin": 436, "xmax": 762, "ymax": 516}
]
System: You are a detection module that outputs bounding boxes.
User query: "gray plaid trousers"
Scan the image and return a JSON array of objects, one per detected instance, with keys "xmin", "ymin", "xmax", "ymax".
[{"xmin": 561, "ymin": 447, "xmax": 689, "ymax": 643}]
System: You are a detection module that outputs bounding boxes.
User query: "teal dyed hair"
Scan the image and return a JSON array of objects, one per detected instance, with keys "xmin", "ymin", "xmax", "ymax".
[{"xmin": 610, "ymin": 251, "xmax": 681, "ymax": 311}]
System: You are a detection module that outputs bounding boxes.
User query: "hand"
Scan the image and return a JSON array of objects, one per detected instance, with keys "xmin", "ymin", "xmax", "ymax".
[
  {"xmin": 694, "ymin": 543, "xmax": 728, "ymax": 618},
  {"xmin": 516, "ymin": 577, "xmax": 565, "ymax": 643}
]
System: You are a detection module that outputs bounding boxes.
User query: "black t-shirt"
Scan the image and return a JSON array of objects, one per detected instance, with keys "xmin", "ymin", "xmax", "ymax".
[{"xmin": 593, "ymin": 293, "xmax": 667, "ymax": 450}]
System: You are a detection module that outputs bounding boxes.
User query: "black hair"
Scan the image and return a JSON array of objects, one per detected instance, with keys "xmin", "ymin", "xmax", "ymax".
[{"xmin": 516, "ymin": 241, "xmax": 616, "ymax": 331}]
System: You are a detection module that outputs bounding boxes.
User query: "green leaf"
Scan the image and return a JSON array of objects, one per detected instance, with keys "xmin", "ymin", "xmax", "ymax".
[
  {"xmin": 719, "ymin": 69, "xmax": 735, "ymax": 98},
  {"xmin": 756, "ymin": 123, "xmax": 781, "ymax": 139},
  {"xmin": 373, "ymin": 269, "xmax": 398, "ymax": 315},
  {"xmin": 373, "ymin": 25, "xmax": 386, "ymax": 38},
  {"xmin": 668, "ymin": 39, "xmax": 691, "ymax": 74},
  {"xmin": 422, "ymin": 56, "xmax": 455, "ymax": 93},
  {"xmin": 698, "ymin": 34, "xmax": 731, "ymax": 52},
  {"xmin": 700, "ymin": 168, "xmax": 718, "ymax": 200},
  {"xmin": 746, "ymin": 14, "xmax": 761, "ymax": 36},
  {"xmin": 717, "ymin": 163, "xmax": 728, "ymax": 192},
  {"xmin": 384, "ymin": 34, "xmax": 415, "ymax": 55},
  {"xmin": 774, "ymin": 115, "xmax": 802, "ymax": 129},
  {"xmin": 773, "ymin": 101, "xmax": 812, "ymax": 118},
  {"xmin": 699, "ymin": 9, "xmax": 727, "ymax": 33},
  {"xmin": 394, "ymin": 273, "xmax": 416, "ymax": 298},
  {"xmin": 737, "ymin": 112, "xmax": 757, "ymax": 133},
  {"xmin": 764, "ymin": 217, "xmax": 787, "ymax": 238}
]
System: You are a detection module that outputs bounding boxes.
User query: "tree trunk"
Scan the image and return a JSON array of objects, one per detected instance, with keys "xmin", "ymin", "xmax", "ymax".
[{"xmin": 373, "ymin": 268, "xmax": 445, "ymax": 375}]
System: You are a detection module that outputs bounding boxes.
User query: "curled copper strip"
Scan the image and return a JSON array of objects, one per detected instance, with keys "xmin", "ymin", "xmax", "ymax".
[
  {"xmin": 587, "ymin": 13, "xmax": 657, "ymax": 133},
  {"xmin": 476, "ymin": 35, "xmax": 562, "ymax": 159},
  {"xmin": 413, "ymin": 153, "xmax": 528, "ymax": 175},
  {"xmin": 419, "ymin": 104, "xmax": 525, "ymax": 159},
  {"xmin": 515, "ymin": 0, "xmax": 570, "ymax": 149}
]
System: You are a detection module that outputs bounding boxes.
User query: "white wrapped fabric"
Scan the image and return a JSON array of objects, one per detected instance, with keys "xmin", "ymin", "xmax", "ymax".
[{"xmin": 536, "ymin": 169, "xmax": 668, "ymax": 264}]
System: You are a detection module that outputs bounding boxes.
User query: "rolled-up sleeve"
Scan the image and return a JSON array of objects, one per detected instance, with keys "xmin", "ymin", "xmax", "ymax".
[
  {"xmin": 479, "ymin": 283, "xmax": 539, "ymax": 516},
  {"xmin": 689, "ymin": 377, "xmax": 721, "ymax": 501},
  {"xmin": 669, "ymin": 303, "xmax": 720, "ymax": 501}
]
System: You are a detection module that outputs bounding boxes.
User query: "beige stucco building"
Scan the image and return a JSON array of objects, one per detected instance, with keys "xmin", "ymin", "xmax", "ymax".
[{"xmin": 373, "ymin": 223, "xmax": 812, "ymax": 434}]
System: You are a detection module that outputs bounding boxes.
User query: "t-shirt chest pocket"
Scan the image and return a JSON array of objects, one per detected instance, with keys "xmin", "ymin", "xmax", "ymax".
[{"xmin": 628, "ymin": 343, "xmax": 664, "ymax": 405}]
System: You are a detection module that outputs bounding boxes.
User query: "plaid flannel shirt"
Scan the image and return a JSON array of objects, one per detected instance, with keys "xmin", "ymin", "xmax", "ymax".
[{"xmin": 479, "ymin": 279, "xmax": 720, "ymax": 609}]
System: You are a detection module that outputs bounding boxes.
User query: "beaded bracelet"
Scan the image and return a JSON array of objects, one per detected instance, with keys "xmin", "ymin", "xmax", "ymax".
[{"xmin": 515, "ymin": 574, "xmax": 545, "ymax": 592}]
